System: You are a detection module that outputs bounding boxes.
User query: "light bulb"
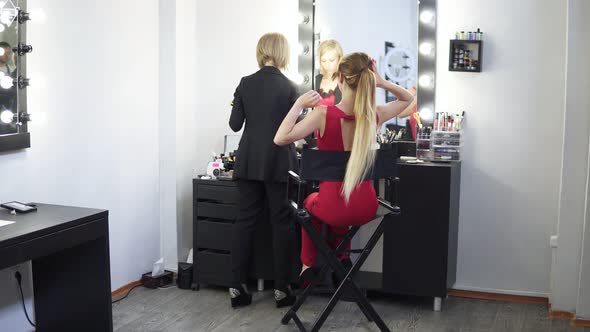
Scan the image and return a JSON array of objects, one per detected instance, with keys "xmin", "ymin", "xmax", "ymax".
[
  {"xmin": 419, "ymin": 107, "xmax": 433, "ymax": 120},
  {"xmin": 296, "ymin": 43, "xmax": 309, "ymax": 55},
  {"xmin": 0, "ymin": 110, "xmax": 14, "ymax": 123},
  {"xmin": 420, "ymin": 10, "xmax": 435, "ymax": 24},
  {"xmin": 0, "ymin": 11, "xmax": 14, "ymax": 25},
  {"xmin": 419, "ymin": 42, "xmax": 433, "ymax": 55},
  {"xmin": 418, "ymin": 75, "xmax": 433, "ymax": 88},
  {"xmin": 0, "ymin": 75, "xmax": 13, "ymax": 89},
  {"xmin": 294, "ymin": 43, "xmax": 303, "ymax": 55},
  {"xmin": 297, "ymin": 12, "xmax": 309, "ymax": 25}
]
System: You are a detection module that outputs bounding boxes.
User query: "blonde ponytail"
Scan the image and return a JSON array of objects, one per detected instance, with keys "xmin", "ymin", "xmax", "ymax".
[{"xmin": 341, "ymin": 68, "xmax": 377, "ymax": 202}]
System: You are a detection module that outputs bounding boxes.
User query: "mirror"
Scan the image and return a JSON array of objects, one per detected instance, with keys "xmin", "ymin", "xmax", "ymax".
[
  {"xmin": 0, "ymin": 0, "xmax": 30, "ymax": 152},
  {"xmin": 313, "ymin": 0, "xmax": 418, "ymax": 131},
  {"xmin": 0, "ymin": 0, "xmax": 18, "ymax": 136}
]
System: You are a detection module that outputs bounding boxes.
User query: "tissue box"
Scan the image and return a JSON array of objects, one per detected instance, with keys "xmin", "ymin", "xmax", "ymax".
[{"xmin": 141, "ymin": 270, "xmax": 174, "ymax": 289}]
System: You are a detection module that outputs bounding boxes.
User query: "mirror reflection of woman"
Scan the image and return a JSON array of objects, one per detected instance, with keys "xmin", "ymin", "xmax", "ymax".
[{"xmin": 316, "ymin": 40, "xmax": 343, "ymax": 106}]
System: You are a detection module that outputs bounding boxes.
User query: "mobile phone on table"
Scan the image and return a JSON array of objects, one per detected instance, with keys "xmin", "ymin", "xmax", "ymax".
[{"xmin": 1, "ymin": 201, "xmax": 37, "ymax": 213}]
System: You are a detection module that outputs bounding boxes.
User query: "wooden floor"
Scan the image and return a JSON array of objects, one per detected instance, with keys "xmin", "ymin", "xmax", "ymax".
[{"xmin": 112, "ymin": 286, "xmax": 590, "ymax": 332}]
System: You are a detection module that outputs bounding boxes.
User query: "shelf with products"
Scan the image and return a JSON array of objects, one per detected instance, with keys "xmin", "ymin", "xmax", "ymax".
[{"xmin": 449, "ymin": 40, "xmax": 483, "ymax": 72}]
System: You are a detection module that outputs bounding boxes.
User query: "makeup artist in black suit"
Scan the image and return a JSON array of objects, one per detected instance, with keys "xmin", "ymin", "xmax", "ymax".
[{"xmin": 228, "ymin": 32, "xmax": 321, "ymax": 309}]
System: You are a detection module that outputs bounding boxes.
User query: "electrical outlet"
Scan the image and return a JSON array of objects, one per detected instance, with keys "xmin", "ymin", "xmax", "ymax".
[{"xmin": 550, "ymin": 235, "xmax": 559, "ymax": 248}]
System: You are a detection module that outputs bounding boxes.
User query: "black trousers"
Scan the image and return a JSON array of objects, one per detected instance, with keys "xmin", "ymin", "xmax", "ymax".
[{"xmin": 231, "ymin": 179, "xmax": 296, "ymax": 290}]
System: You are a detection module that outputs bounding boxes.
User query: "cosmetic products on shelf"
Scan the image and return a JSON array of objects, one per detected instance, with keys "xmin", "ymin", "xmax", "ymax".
[
  {"xmin": 454, "ymin": 28, "xmax": 483, "ymax": 41},
  {"xmin": 451, "ymin": 46, "xmax": 479, "ymax": 71}
]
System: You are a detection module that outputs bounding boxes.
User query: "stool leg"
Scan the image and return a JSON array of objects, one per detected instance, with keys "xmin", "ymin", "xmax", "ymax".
[
  {"xmin": 311, "ymin": 215, "xmax": 393, "ymax": 332},
  {"xmin": 282, "ymin": 213, "xmax": 357, "ymax": 326},
  {"xmin": 433, "ymin": 297, "xmax": 442, "ymax": 312}
]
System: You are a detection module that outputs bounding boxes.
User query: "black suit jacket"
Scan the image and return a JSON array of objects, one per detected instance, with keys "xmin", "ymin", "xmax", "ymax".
[{"xmin": 229, "ymin": 66, "xmax": 299, "ymax": 182}]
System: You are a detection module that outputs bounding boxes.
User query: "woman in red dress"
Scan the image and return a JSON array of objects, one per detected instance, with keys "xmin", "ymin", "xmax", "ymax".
[
  {"xmin": 316, "ymin": 39, "xmax": 343, "ymax": 107},
  {"xmin": 274, "ymin": 52, "xmax": 414, "ymax": 277}
]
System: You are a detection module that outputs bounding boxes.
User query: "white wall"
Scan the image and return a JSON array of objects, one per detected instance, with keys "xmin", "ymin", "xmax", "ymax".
[
  {"xmin": 193, "ymin": 0, "xmax": 298, "ymax": 174},
  {"xmin": 436, "ymin": 0, "xmax": 567, "ymax": 296},
  {"xmin": 551, "ymin": 0, "xmax": 590, "ymax": 313},
  {"xmin": 159, "ymin": 0, "xmax": 200, "ymax": 272},
  {"xmin": 158, "ymin": 0, "xmax": 179, "ymax": 271},
  {"xmin": 0, "ymin": 0, "xmax": 161, "ymax": 330},
  {"xmin": 175, "ymin": 0, "xmax": 199, "ymax": 267}
]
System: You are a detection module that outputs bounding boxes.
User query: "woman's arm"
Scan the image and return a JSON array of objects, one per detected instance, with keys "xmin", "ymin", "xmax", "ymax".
[
  {"xmin": 274, "ymin": 90, "xmax": 323, "ymax": 146},
  {"xmin": 369, "ymin": 61, "xmax": 415, "ymax": 127},
  {"xmin": 229, "ymin": 79, "xmax": 245, "ymax": 132},
  {"xmin": 397, "ymin": 86, "xmax": 417, "ymax": 118}
]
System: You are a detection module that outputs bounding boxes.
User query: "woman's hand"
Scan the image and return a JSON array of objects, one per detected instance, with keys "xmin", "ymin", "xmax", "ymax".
[
  {"xmin": 369, "ymin": 58, "xmax": 386, "ymax": 88},
  {"xmin": 296, "ymin": 90, "xmax": 322, "ymax": 109}
]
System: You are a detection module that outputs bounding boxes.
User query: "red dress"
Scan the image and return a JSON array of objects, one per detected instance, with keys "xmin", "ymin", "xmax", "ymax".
[
  {"xmin": 318, "ymin": 88, "xmax": 336, "ymax": 106},
  {"xmin": 301, "ymin": 106, "xmax": 379, "ymax": 267},
  {"xmin": 318, "ymin": 93, "xmax": 336, "ymax": 107}
]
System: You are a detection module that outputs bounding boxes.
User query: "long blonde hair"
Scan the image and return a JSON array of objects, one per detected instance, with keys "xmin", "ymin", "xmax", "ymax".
[{"xmin": 338, "ymin": 53, "xmax": 377, "ymax": 202}]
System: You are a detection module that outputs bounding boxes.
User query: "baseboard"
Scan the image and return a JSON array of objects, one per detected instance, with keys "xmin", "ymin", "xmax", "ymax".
[
  {"xmin": 111, "ymin": 280, "xmax": 142, "ymax": 300},
  {"xmin": 572, "ymin": 318, "xmax": 590, "ymax": 327},
  {"xmin": 448, "ymin": 289, "xmax": 548, "ymax": 304},
  {"xmin": 549, "ymin": 306, "xmax": 576, "ymax": 320},
  {"xmin": 451, "ymin": 284, "xmax": 549, "ymax": 299}
]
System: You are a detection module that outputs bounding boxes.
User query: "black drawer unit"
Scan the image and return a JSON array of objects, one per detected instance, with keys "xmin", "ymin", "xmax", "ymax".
[
  {"xmin": 196, "ymin": 219, "xmax": 233, "ymax": 251},
  {"xmin": 196, "ymin": 249, "xmax": 233, "ymax": 287},
  {"xmin": 192, "ymin": 179, "xmax": 275, "ymax": 290}
]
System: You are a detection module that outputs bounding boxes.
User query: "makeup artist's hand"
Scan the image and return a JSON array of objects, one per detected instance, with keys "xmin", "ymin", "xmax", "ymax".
[
  {"xmin": 369, "ymin": 58, "xmax": 386, "ymax": 88},
  {"xmin": 296, "ymin": 90, "xmax": 321, "ymax": 109}
]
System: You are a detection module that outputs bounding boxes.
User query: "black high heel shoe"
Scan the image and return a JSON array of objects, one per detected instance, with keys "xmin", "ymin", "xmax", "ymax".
[
  {"xmin": 298, "ymin": 266, "xmax": 321, "ymax": 289},
  {"xmin": 275, "ymin": 288, "xmax": 296, "ymax": 308},
  {"xmin": 230, "ymin": 287, "xmax": 252, "ymax": 308}
]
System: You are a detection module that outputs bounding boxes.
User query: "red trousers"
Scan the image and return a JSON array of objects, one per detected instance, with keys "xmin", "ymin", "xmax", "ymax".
[{"xmin": 301, "ymin": 181, "xmax": 378, "ymax": 267}]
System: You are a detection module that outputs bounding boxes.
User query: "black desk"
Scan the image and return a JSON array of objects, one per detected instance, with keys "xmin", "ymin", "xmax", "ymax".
[{"xmin": 0, "ymin": 203, "xmax": 112, "ymax": 331}]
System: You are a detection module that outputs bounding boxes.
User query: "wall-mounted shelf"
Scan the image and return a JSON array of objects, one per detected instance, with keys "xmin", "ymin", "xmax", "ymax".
[{"xmin": 449, "ymin": 40, "xmax": 482, "ymax": 73}]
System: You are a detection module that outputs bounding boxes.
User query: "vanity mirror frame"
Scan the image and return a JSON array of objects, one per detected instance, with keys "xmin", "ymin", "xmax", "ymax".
[
  {"xmin": 0, "ymin": 0, "xmax": 30, "ymax": 153},
  {"xmin": 297, "ymin": 0, "xmax": 437, "ymax": 125}
]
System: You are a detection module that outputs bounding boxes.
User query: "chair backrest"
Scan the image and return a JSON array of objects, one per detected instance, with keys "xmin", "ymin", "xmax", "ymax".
[{"xmin": 299, "ymin": 145, "xmax": 398, "ymax": 182}]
